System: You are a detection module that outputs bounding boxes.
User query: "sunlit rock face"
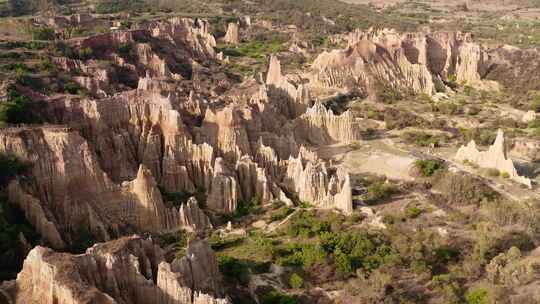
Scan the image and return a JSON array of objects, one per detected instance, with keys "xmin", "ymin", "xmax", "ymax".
[
  {"xmin": 0, "ymin": 127, "xmax": 212, "ymax": 248},
  {"xmin": 309, "ymin": 28, "xmax": 498, "ymax": 98},
  {"xmin": 223, "ymin": 22, "xmax": 240, "ymax": 45},
  {"xmin": 3, "ymin": 236, "xmax": 229, "ymax": 304}
]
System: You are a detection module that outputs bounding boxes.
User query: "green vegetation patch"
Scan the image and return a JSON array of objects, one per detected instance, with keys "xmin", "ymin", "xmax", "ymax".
[
  {"xmin": 415, "ymin": 159, "xmax": 445, "ymax": 177},
  {"xmin": 0, "ymin": 87, "xmax": 39, "ymax": 126}
]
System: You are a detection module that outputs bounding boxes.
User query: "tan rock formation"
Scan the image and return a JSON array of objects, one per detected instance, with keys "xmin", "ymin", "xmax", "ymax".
[
  {"xmin": 201, "ymin": 105, "xmax": 251, "ymax": 163},
  {"xmin": 522, "ymin": 110, "xmax": 536, "ymax": 123},
  {"xmin": 3, "ymin": 236, "xmax": 229, "ymax": 304},
  {"xmin": 206, "ymin": 158, "xmax": 239, "ymax": 213},
  {"xmin": 285, "ymin": 152, "xmax": 353, "ymax": 214},
  {"xmin": 294, "ymin": 102, "xmax": 360, "ymax": 145},
  {"xmin": 309, "ymin": 28, "xmax": 499, "ymax": 98},
  {"xmin": 240, "ymin": 16, "xmax": 251, "ymax": 27},
  {"xmin": 45, "ymin": 91, "xmax": 214, "ymax": 193},
  {"xmin": 223, "ymin": 23, "xmax": 240, "ymax": 45},
  {"xmin": 456, "ymin": 129, "xmax": 532, "ymax": 188},
  {"xmin": 53, "ymin": 57, "xmax": 113, "ymax": 97},
  {"xmin": 0, "ymin": 127, "xmax": 212, "ymax": 247},
  {"xmin": 148, "ymin": 18, "xmax": 217, "ymax": 60},
  {"xmin": 266, "ymin": 56, "xmax": 312, "ymax": 118}
]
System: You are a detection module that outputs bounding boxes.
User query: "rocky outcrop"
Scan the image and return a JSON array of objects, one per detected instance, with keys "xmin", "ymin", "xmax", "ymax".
[
  {"xmin": 223, "ymin": 23, "xmax": 240, "ymax": 45},
  {"xmin": 284, "ymin": 151, "xmax": 353, "ymax": 214},
  {"xmin": 149, "ymin": 17, "xmax": 217, "ymax": 60},
  {"xmin": 456, "ymin": 129, "xmax": 532, "ymax": 188},
  {"xmin": 168, "ymin": 240, "xmax": 223, "ymax": 295},
  {"xmin": 294, "ymin": 102, "xmax": 360, "ymax": 145},
  {"xmin": 206, "ymin": 158, "xmax": 239, "ymax": 213},
  {"xmin": 266, "ymin": 56, "xmax": 312, "ymax": 118},
  {"xmin": 309, "ymin": 28, "xmax": 499, "ymax": 98},
  {"xmin": 201, "ymin": 105, "xmax": 251, "ymax": 163},
  {"xmin": 0, "ymin": 127, "xmax": 212, "ymax": 248},
  {"xmin": 53, "ymin": 57, "xmax": 113, "ymax": 98},
  {"xmin": 2, "ymin": 236, "xmax": 229, "ymax": 304},
  {"xmin": 522, "ymin": 110, "xmax": 536, "ymax": 123},
  {"xmin": 44, "ymin": 91, "xmax": 214, "ymax": 192}
]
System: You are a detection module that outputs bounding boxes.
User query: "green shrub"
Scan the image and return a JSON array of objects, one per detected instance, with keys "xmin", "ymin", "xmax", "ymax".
[
  {"xmin": 277, "ymin": 243, "xmax": 326, "ymax": 268},
  {"xmin": 433, "ymin": 171, "xmax": 499, "ymax": 205},
  {"xmin": 364, "ymin": 181, "xmax": 398, "ymax": 204},
  {"xmin": 218, "ymin": 256, "xmax": 250, "ymax": 284},
  {"xmin": 286, "ymin": 210, "xmax": 330, "ymax": 237},
  {"xmin": 235, "ymin": 196, "xmax": 262, "ymax": 218},
  {"xmin": 320, "ymin": 231, "xmax": 397, "ymax": 274},
  {"xmin": 501, "ymin": 172, "xmax": 510, "ymax": 179},
  {"xmin": 415, "ymin": 159, "xmax": 445, "ymax": 177},
  {"xmin": 288, "ymin": 273, "xmax": 304, "ymax": 289},
  {"xmin": 375, "ymin": 81, "xmax": 405, "ymax": 103},
  {"xmin": 78, "ymin": 47, "xmax": 93, "ymax": 60},
  {"xmin": 484, "ymin": 168, "xmax": 500, "ymax": 177},
  {"xmin": 117, "ymin": 42, "xmax": 134, "ymax": 59},
  {"xmin": 270, "ymin": 207, "xmax": 294, "ymax": 222},
  {"xmin": 465, "ymin": 287, "xmax": 490, "ymax": 304},
  {"xmin": 459, "ymin": 128, "xmax": 496, "ymax": 146},
  {"xmin": 447, "ymin": 74, "xmax": 458, "ymax": 89},
  {"xmin": 217, "ymin": 37, "xmax": 285, "ymax": 60},
  {"xmin": 384, "ymin": 108, "xmax": 427, "ymax": 130},
  {"xmin": 64, "ymin": 81, "xmax": 80, "ymax": 95},
  {"xmin": 433, "ymin": 102, "xmax": 461, "ymax": 115},
  {"xmin": 334, "ymin": 248, "xmax": 353, "ymax": 275},
  {"xmin": 261, "ymin": 290, "xmax": 299, "ymax": 304},
  {"xmin": 95, "ymin": 0, "xmax": 146, "ymax": 14},
  {"xmin": 0, "ymin": 88, "xmax": 38, "ymax": 125},
  {"xmin": 529, "ymin": 98, "xmax": 540, "ymax": 112},
  {"xmin": 405, "ymin": 205, "xmax": 423, "ymax": 219},
  {"xmin": 31, "ymin": 27, "xmax": 56, "ymax": 41},
  {"xmin": 403, "ymin": 131, "xmax": 445, "ymax": 147},
  {"xmin": 527, "ymin": 119, "xmax": 540, "ymax": 129}
]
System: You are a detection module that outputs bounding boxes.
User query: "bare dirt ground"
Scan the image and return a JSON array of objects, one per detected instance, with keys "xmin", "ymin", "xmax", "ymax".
[{"xmin": 341, "ymin": 144, "xmax": 416, "ymax": 181}]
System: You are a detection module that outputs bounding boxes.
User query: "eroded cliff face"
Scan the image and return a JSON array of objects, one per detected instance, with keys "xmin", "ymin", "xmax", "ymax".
[
  {"xmin": 0, "ymin": 17, "xmax": 367, "ymax": 252},
  {"xmin": 0, "ymin": 127, "xmax": 212, "ymax": 248},
  {"xmin": 1, "ymin": 236, "xmax": 229, "ymax": 304},
  {"xmin": 284, "ymin": 149, "xmax": 353, "ymax": 214},
  {"xmin": 295, "ymin": 102, "xmax": 360, "ymax": 145},
  {"xmin": 309, "ymin": 28, "xmax": 499, "ymax": 98},
  {"xmin": 266, "ymin": 56, "xmax": 313, "ymax": 118}
]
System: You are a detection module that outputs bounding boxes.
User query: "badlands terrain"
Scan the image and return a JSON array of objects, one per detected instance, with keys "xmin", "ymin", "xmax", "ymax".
[{"xmin": 1, "ymin": 0, "xmax": 540, "ymax": 303}]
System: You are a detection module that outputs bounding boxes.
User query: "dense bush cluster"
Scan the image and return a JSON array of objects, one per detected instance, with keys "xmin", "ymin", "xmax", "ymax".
[
  {"xmin": 433, "ymin": 171, "xmax": 499, "ymax": 205},
  {"xmin": 415, "ymin": 159, "xmax": 445, "ymax": 177},
  {"xmin": 0, "ymin": 87, "xmax": 38, "ymax": 126}
]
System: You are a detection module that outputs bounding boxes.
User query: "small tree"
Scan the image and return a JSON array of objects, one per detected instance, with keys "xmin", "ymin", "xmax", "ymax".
[
  {"xmin": 288, "ymin": 273, "xmax": 303, "ymax": 289},
  {"xmin": 0, "ymin": 88, "xmax": 37, "ymax": 125},
  {"xmin": 334, "ymin": 248, "xmax": 353, "ymax": 276}
]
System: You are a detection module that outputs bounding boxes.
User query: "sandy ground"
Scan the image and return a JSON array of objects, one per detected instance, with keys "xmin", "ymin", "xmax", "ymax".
[
  {"xmin": 320, "ymin": 139, "xmax": 417, "ymax": 180},
  {"xmin": 342, "ymin": 149, "xmax": 416, "ymax": 180}
]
